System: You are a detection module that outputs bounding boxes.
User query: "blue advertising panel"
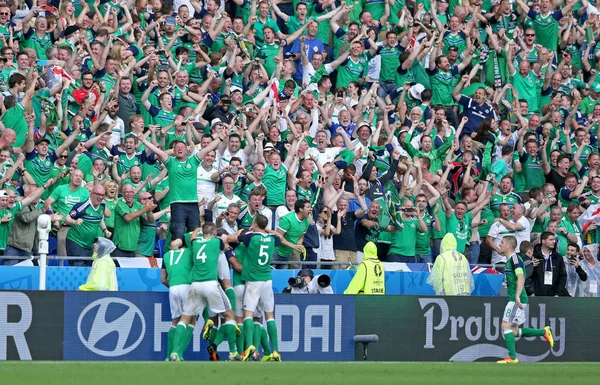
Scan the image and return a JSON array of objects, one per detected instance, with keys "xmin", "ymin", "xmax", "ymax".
[
  {"xmin": 0, "ymin": 267, "xmax": 503, "ymax": 295},
  {"xmin": 63, "ymin": 292, "xmax": 355, "ymax": 361}
]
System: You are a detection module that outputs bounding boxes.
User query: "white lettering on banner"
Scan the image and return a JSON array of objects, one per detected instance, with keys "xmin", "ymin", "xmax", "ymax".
[
  {"xmin": 419, "ymin": 299, "xmax": 566, "ymax": 362},
  {"xmin": 0, "ymin": 292, "xmax": 32, "ymax": 360},
  {"xmin": 305, "ymin": 305, "xmax": 329, "ymax": 352},
  {"xmin": 276, "ymin": 305, "xmax": 299, "ymax": 352},
  {"xmin": 77, "ymin": 298, "xmax": 145, "ymax": 357}
]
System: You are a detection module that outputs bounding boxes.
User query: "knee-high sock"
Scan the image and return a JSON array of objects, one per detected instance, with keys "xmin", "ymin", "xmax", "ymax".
[
  {"xmin": 236, "ymin": 323, "xmax": 245, "ymax": 353},
  {"xmin": 243, "ymin": 317, "xmax": 254, "ymax": 348},
  {"xmin": 521, "ymin": 328, "xmax": 545, "ymax": 337},
  {"xmin": 503, "ymin": 329, "xmax": 516, "ymax": 359},
  {"xmin": 223, "ymin": 321, "xmax": 238, "ymax": 353},
  {"xmin": 260, "ymin": 325, "xmax": 272, "ymax": 355},
  {"xmin": 181, "ymin": 324, "xmax": 194, "ymax": 357},
  {"xmin": 225, "ymin": 287, "xmax": 236, "ymax": 312},
  {"xmin": 166, "ymin": 326, "xmax": 176, "ymax": 358},
  {"xmin": 253, "ymin": 322, "xmax": 262, "ymax": 347},
  {"xmin": 267, "ymin": 319, "xmax": 279, "ymax": 352},
  {"xmin": 172, "ymin": 322, "xmax": 187, "ymax": 357}
]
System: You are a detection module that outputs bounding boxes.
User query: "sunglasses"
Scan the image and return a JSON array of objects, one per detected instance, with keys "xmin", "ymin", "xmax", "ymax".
[
  {"xmin": 525, "ymin": 34, "xmax": 535, "ymax": 37},
  {"xmin": 0, "ymin": 13, "xmax": 9, "ymax": 16},
  {"xmin": 59, "ymin": 155, "xmax": 68, "ymax": 159}
]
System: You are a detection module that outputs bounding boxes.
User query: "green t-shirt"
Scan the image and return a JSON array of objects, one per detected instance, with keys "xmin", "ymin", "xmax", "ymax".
[
  {"xmin": 336, "ymin": 56, "xmax": 368, "ymax": 89},
  {"xmin": 511, "ymin": 70, "xmax": 539, "ymax": 112},
  {"xmin": 49, "ymin": 185, "xmax": 90, "ymax": 215},
  {"xmin": 530, "ymin": 10, "xmax": 561, "ymax": 50},
  {"xmin": 25, "ymin": 152, "xmax": 55, "ymax": 187},
  {"xmin": 490, "ymin": 192, "xmax": 522, "ymax": 217},
  {"xmin": 66, "ymin": 200, "xmax": 105, "ymax": 249},
  {"xmin": 113, "ymin": 199, "xmax": 144, "ymax": 252},
  {"xmin": 2, "ymin": 103, "xmax": 27, "ymax": 147},
  {"xmin": 0, "ymin": 201, "xmax": 22, "ymax": 250},
  {"xmin": 275, "ymin": 212, "xmax": 310, "ymax": 258},
  {"xmin": 263, "ymin": 163, "xmax": 288, "ymax": 206},
  {"xmin": 520, "ymin": 152, "xmax": 546, "ymax": 191},
  {"xmin": 256, "ymin": 42, "xmax": 281, "ymax": 78},
  {"xmin": 189, "ymin": 236, "xmax": 225, "ymax": 282},
  {"xmin": 445, "ymin": 212, "xmax": 473, "ymax": 253},
  {"xmin": 389, "ymin": 216, "xmax": 420, "ymax": 257},
  {"xmin": 164, "ymin": 154, "xmax": 201, "ymax": 203},
  {"xmin": 241, "ymin": 232, "xmax": 280, "ymax": 282},
  {"xmin": 378, "ymin": 45, "xmax": 403, "ymax": 83},
  {"xmin": 164, "ymin": 247, "xmax": 193, "ymax": 286},
  {"xmin": 415, "ymin": 213, "xmax": 435, "ymax": 255},
  {"xmin": 232, "ymin": 242, "xmax": 246, "ymax": 287}
]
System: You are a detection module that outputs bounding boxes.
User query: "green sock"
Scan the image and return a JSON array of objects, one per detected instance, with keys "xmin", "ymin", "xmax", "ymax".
[
  {"xmin": 260, "ymin": 326, "xmax": 272, "ymax": 355},
  {"xmin": 225, "ymin": 287, "xmax": 236, "ymax": 312},
  {"xmin": 166, "ymin": 326, "xmax": 176, "ymax": 358},
  {"xmin": 213, "ymin": 326, "xmax": 226, "ymax": 347},
  {"xmin": 521, "ymin": 328, "xmax": 545, "ymax": 337},
  {"xmin": 224, "ymin": 322, "xmax": 238, "ymax": 354},
  {"xmin": 172, "ymin": 323, "xmax": 187, "ymax": 357},
  {"xmin": 236, "ymin": 324, "xmax": 244, "ymax": 353},
  {"xmin": 209, "ymin": 326, "xmax": 218, "ymax": 345},
  {"xmin": 267, "ymin": 319, "xmax": 279, "ymax": 352},
  {"xmin": 202, "ymin": 308, "xmax": 210, "ymax": 322},
  {"xmin": 503, "ymin": 330, "xmax": 516, "ymax": 359},
  {"xmin": 181, "ymin": 324, "xmax": 194, "ymax": 357},
  {"xmin": 243, "ymin": 318, "xmax": 254, "ymax": 348},
  {"xmin": 253, "ymin": 322, "xmax": 262, "ymax": 347}
]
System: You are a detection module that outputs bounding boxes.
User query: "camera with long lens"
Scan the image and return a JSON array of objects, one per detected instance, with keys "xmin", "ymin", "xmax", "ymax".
[{"xmin": 288, "ymin": 276, "xmax": 305, "ymax": 287}]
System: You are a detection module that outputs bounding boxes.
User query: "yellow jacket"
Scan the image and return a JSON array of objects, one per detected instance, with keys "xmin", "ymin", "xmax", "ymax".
[
  {"xmin": 79, "ymin": 238, "xmax": 118, "ymax": 291},
  {"xmin": 427, "ymin": 234, "xmax": 473, "ymax": 295},
  {"xmin": 344, "ymin": 242, "xmax": 385, "ymax": 295}
]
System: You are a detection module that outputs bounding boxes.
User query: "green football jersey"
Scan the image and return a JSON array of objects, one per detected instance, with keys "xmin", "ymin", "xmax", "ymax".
[
  {"xmin": 66, "ymin": 200, "xmax": 105, "ymax": 249},
  {"xmin": 0, "ymin": 202, "xmax": 22, "ymax": 250},
  {"xmin": 263, "ymin": 164, "xmax": 287, "ymax": 206},
  {"xmin": 190, "ymin": 236, "xmax": 225, "ymax": 282},
  {"xmin": 113, "ymin": 199, "xmax": 144, "ymax": 252},
  {"xmin": 164, "ymin": 154, "xmax": 201, "ymax": 203},
  {"xmin": 241, "ymin": 232, "xmax": 280, "ymax": 282},
  {"xmin": 164, "ymin": 247, "xmax": 193, "ymax": 286},
  {"xmin": 275, "ymin": 211, "xmax": 310, "ymax": 257},
  {"xmin": 232, "ymin": 243, "xmax": 247, "ymax": 287},
  {"xmin": 415, "ymin": 213, "xmax": 434, "ymax": 255},
  {"xmin": 505, "ymin": 253, "xmax": 528, "ymax": 304}
]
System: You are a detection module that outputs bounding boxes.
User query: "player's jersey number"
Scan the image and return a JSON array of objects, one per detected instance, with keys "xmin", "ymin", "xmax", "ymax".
[
  {"xmin": 258, "ymin": 244, "xmax": 269, "ymax": 265},
  {"xmin": 196, "ymin": 244, "xmax": 207, "ymax": 263},
  {"xmin": 168, "ymin": 250, "xmax": 184, "ymax": 265}
]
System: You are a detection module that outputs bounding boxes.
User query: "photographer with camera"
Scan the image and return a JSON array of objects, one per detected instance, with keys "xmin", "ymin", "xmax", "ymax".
[
  {"xmin": 282, "ymin": 268, "xmax": 333, "ymax": 294},
  {"xmin": 565, "ymin": 243, "xmax": 588, "ymax": 297}
]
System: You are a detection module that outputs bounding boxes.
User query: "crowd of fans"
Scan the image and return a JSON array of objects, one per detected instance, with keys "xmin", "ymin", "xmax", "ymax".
[{"xmin": 0, "ymin": 0, "xmax": 598, "ymax": 297}]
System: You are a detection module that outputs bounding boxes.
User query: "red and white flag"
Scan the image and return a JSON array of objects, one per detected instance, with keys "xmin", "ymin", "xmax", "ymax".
[
  {"xmin": 52, "ymin": 66, "xmax": 73, "ymax": 81},
  {"xmin": 578, "ymin": 203, "xmax": 600, "ymax": 233}
]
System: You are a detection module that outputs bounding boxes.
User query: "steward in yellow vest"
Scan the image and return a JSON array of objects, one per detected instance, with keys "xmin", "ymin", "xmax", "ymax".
[{"xmin": 344, "ymin": 242, "xmax": 385, "ymax": 294}]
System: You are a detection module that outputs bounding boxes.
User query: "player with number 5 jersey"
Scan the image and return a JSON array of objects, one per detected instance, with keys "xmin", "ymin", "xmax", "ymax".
[{"xmin": 241, "ymin": 214, "xmax": 282, "ymax": 362}]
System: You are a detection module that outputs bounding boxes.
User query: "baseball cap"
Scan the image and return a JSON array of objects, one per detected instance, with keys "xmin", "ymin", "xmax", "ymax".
[
  {"xmin": 230, "ymin": 86, "xmax": 243, "ymax": 94},
  {"xmin": 35, "ymin": 137, "xmax": 51, "ymax": 145},
  {"xmin": 592, "ymin": 83, "xmax": 600, "ymax": 93},
  {"xmin": 210, "ymin": 118, "xmax": 225, "ymax": 127},
  {"xmin": 409, "ymin": 84, "xmax": 425, "ymax": 101},
  {"xmin": 264, "ymin": 143, "xmax": 275, "ymax": 151},
  {"xmin": 298, "ymin": 268, "xmax": 314, "ymax": 278},
  {"xmin": 0, "ymin": 190, "xmax": 8, "ymax": 198}
]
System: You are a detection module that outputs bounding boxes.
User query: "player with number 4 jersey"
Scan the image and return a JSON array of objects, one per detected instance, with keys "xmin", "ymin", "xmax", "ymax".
[
  {"xmin": 170, "ymin": 223, "xmax": 242, "ymax": 361},
  {"xmin": 497, "ymin": 236, "xmax": 554, "ymax": 364},
  {"xmin": 241, "ymin": 214, "xmax": 282, "ymax": 362}
]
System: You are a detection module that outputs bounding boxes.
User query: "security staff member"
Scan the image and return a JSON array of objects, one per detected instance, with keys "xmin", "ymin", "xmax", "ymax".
[
  {"xmin": 427, "ymin": 233, "xmax": 474, "ymax": 295},
  {"xmin": 344, "ymin": 242, "xmax": 386, "ymax": 294}
]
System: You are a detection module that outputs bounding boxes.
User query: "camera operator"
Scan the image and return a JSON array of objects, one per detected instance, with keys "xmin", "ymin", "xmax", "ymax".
[{"xmin": 282, "ymin": 268, "xmax": 333, "ymax": 294}]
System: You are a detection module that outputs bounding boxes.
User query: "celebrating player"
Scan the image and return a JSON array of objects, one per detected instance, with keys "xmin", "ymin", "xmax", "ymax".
[
  {"xmin": 240, "ymin": 214, "xmax": 282, "ymax": 361},
  {"xmin": 170, "ymin": 223, "xmax": 241, "ymax": 361},
  {"xmin": 497, "ymin": 236, "xmax": 554, "ymax": 364}
]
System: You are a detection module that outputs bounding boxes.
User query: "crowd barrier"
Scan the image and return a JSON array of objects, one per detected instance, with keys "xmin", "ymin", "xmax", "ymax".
[
  {"xmin": 0, "ymin": 265, "xmax": 504, "ymax": 295},
  {"xmin": 1, "ymin": 291, "xmax": 598, "ymax": 362}
]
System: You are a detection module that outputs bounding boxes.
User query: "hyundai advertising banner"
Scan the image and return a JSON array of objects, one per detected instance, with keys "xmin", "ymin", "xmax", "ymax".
[{"xmin": 62, "ymin": 292, "xmax": 355, "ymax": 361}]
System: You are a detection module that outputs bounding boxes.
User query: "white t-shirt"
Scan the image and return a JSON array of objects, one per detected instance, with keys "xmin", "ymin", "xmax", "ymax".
[
  {"xmin": 197, "ymin": 162, "xmax": 218, "ymax": 202},
  {"xmin": 103, "ymin": 115, "xmax": 125, "ymax": 146},
  {"xmin": 212, "ymin": 193, "xmax": 242, "ymax": 219},
  {"xmin": 275, "ymin": 205, "xmax": 292, "ymax": 230},
  {"xmin": 513, "ymin": 216, "xmax": 532, "ymax": 249},
  {"xmin": 488, "ymin": 222, "xmax": 514, "ymax": 264}
]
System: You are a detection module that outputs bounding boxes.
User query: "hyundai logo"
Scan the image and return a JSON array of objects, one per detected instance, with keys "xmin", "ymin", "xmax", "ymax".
[{"xmin": 77, "ymin": 298, "xmax": 146, "ymax": 357}]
